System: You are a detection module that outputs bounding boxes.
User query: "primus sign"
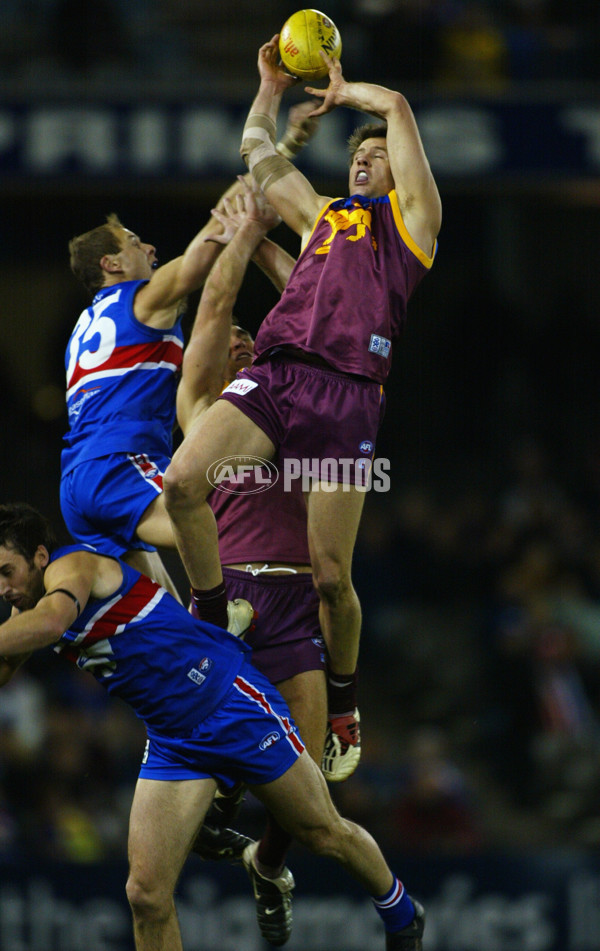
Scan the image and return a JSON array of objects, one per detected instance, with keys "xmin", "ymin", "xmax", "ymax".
[
  {"xmin": 0, "ymin": 104, "xmax": 346, "ymax": 177},
  {"xmin": 2, "ymin": 100, "xmax": 600, "ymax": 180}
]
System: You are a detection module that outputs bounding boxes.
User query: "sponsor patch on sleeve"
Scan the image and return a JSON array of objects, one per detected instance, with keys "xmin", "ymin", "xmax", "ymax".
[
  {"xmin": 222, "ymin": 378, "xmax": 259, "ymax": 396},
  {"xmin": 368, "ymin": 334, "xmax": 391, "ymax": 358}
]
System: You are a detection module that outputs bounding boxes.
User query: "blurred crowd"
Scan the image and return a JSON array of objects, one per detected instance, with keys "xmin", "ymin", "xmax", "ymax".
[
  {"xmin": 341, "ymin": 434, "xmax": 600, "ymax": 853},
  {"xmin": 2, "ymin": 434, "xmax": 600, "ymax": 861},
  {"xmin": 347, "ymin": 0, "xmax": 600, "ymax": 87},
  {"xmin": 1, "ymin": 0, "xmax": 598, "ymax": 91}
]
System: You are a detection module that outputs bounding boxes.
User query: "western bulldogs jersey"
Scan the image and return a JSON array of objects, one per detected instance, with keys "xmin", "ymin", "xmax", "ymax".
[
  {"xmin": 62, "ymin": 281, "xmax": 184, "ymax": 476},
  {"xmin": 51, "ymin": 545, "xmax": 249, "ymax": 735},
  {"xmin": 253, "ymin": 191, "xmax": 436, "ymax": 384}
]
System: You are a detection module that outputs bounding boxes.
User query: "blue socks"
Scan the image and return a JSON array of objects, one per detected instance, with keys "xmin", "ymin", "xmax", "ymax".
[{"xmin": 372, "ymin": 876, "xmax": 415, "ymax": 933}]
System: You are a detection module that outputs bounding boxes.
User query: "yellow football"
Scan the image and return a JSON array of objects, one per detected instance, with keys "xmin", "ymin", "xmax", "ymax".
[{"xmin": 279, "ymin": 9, "xmax": 342, "ymax": 81}]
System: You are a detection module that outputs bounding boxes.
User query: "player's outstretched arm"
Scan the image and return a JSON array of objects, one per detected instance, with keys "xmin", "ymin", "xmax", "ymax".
[
  {"xmin": 134, "ymin": 175, "xmax": 259, "ymax": 325},
  {"xmin": 241, "ymin": 36, "xmax": 330, "ymax": 242},
  {"xmin": 251, "ymin": 236, "xmax": 296, "ymax": 295},
  {"xmin": 176, "ymin": 181, "xmax": 279, "ymax": 434},
  {"xmin": 307, "ymin": 52, "xmax": 442, "ymax": 255},
  {"xmin": 249, "ymin": 99, "xmax": 320, "ymax": 288}
]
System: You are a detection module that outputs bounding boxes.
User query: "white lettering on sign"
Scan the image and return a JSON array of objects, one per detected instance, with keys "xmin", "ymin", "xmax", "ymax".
[{"xmin": 561, "ymin": 106, "xmax": 600, "ymax": 167}]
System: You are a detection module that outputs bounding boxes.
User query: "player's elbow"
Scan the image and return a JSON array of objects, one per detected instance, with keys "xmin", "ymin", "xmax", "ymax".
[
  {"xmin": 47, "ymin": 621, "xmax": 66, "ymax": 644},
  {"xmin": 47, "ymin": 606, "xmax": 72, "ymax": 642},
  {"xmin": 37, "ymin": 612, "xmax": 68, "ymax": 646},
  {"xmin": 386, "ymin": 91, "xmax": 412, "ymax": 122}
]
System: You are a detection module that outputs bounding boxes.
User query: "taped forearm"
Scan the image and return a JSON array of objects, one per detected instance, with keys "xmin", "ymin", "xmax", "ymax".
[
  {"xmin": 241, "ymin": 112, "xmax": 277, "ymax": 158},
  {"xmin": 277, "ymin": 129, "xmax": 308, "ymax": 159},
  {"xmin": 241, "ymin": 112, "xmax": 295, "ymax": 191}
]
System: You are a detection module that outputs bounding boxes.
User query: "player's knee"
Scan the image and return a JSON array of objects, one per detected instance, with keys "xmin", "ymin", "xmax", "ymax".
[
  {"xmin": 313, "ymin": 564, "xmax": 353, "ymax": 606},
  {"xmin": 163, "ymin": 459, "xmax": 205, "ymax": 511},
  {"xmin": 126, "ymin": 872, "xmax": 172, "ymax": 923},
  {"xmin": 299, "ymin": 817, "xmax": 354, "ymax": 859},
  {"xmin": 293, "ymin": 820, "xmax": 332, "ymax": 856}
]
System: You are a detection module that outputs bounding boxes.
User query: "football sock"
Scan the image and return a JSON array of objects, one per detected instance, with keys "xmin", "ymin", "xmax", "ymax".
[
  {"xmin": 190, "ymin": 582, "xmax": 228, "ymax": 629},
  {"xmin": 327, "ymin": 668, "xmax": 358, "ymax": 716},
  {"xmin": 256, "ymin": 812, "xmax": 292, "ymax": 875},
  {"xmin": 210, "ymin": 782, "xmax": 246, "ymax": 826},
  {"xmin": 372, "ymin": 876, "xmax": 416, "ymax": 933}
]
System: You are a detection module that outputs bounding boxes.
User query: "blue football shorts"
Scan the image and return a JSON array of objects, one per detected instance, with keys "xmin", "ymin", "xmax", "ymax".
[
  {"xmin": 60, "ymin": 451, "xmax": 170, "ymax": 557},
  {"xmin": 139, "ymin": 662, "xmax": 306, "ymax": 788}
]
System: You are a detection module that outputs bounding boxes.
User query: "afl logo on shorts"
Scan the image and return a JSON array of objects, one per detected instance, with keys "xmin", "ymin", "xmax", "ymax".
[
  {"xmin": 359, "ymin": 440, "xmax": 374, "ymax": 454},
  {"xmin": 259, "ymin": 731, "xmax": 281, "ymax": 751}
]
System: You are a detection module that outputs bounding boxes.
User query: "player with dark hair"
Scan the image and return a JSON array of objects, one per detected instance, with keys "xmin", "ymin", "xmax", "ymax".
[
  {"xmin": 173, "ymin": 180, "xmax": 327, "ymax": 945},
  {"xmin": 0, "ymin": 500, "xmax": 424, "ymax": 951},
  {"xmin": 164, "ymin": 40, "xmax": 441, "ymax": 779}
]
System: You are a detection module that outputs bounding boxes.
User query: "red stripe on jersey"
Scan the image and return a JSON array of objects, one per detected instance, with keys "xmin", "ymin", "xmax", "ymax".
[
  {"xmin": 67, "ymin": 338, "xmax": 183, "ymax": 390},
  {"xmin": 80, "ymin": 574, "xmax": 163, "ymax": 645}
]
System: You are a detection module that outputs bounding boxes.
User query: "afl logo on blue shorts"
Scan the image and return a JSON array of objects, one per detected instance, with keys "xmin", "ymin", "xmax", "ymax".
[
  {"xmin": 359, "ymin": 440, "xmax": 374, "ymax": 454},
  {"xmin": 259, "ymin": 731, "xmax": 281, "ymax": 750}
]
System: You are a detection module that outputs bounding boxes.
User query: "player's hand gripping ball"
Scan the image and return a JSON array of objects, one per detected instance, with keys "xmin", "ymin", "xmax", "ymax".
[{"xmin": 279, "ymin": 9, "xmax": 342, "ymax": 81}]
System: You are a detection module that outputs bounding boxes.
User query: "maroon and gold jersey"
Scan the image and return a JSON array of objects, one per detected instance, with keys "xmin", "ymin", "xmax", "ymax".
[
  {"xmin": 253, "ymin": 191, "xmax": 436, "ymax": 384},
  {"xmin": 208, "ymin": 472, "xmax": 310, "ymax": 566}
]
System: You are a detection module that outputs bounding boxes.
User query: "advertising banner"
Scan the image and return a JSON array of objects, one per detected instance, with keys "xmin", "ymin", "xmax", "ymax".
[{"xmin": 0, "ymin": 851, "xmax": 598, "ymax": 951}]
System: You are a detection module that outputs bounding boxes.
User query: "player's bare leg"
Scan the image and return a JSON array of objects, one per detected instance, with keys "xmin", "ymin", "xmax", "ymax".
[
  {"xmin": 306, "ymin": 483, "xmax": 366, "ymax": 780},
  {"xmin": 236, "ymin": 669, "xmax": 327, "ymax": 945},
  {"xmin": 164, "ymin": 400, "xmax": 275, "ymax": 591},
  {"xmin": 135, "ymin": 494, "xmax": 177, "ymax": 549},
  {"xmin": 306, "ymin": 483, "xmax": 366, "ymax": 674},
  {"xmin": 247, "ymin": 753, "xmax": 424, "ymax": 950},
  {"xmin": 122, "ymin": 495, "xmax": 182, "ymax": 602},
  {"xmin": 251, "ymin": 752, "xmax": 392, "ymax": 893},
  {"xmin": 126, "ymin": 776, "xmax": 216, "ymax": 951},
  {"xmin": 123, "ymin": 548, "xmax": 182, "ymax": 603},
  {"xmin": 278, "ymin": 668, "xmax": 327, "ymax": 764}
]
